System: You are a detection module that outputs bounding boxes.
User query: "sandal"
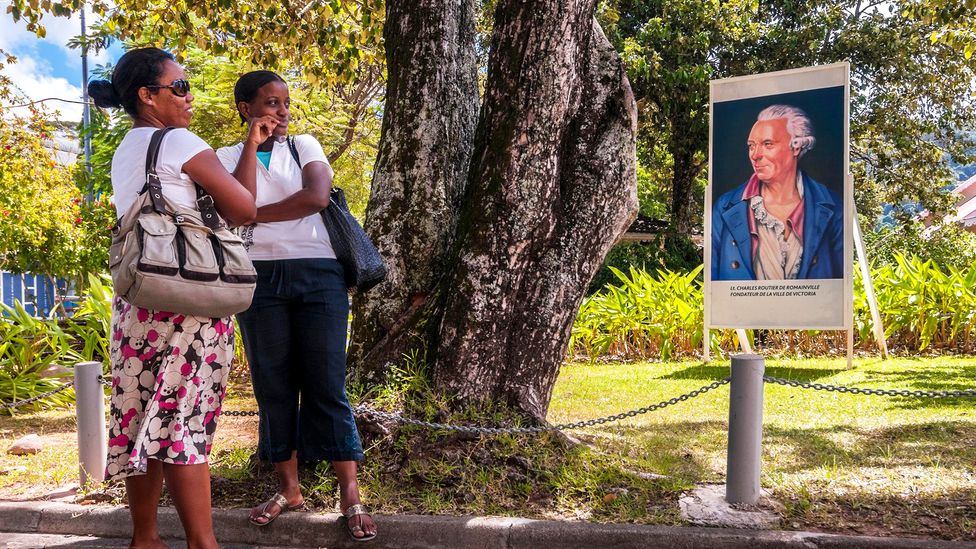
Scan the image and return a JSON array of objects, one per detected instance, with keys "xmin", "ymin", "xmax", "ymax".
[
  {"xmin": 249, "ymin": 492, "xmax": 305, "ymax": 527},
  {"xmin": 343, "ymin": 503, "xmax": 377, "ymax": 542}
]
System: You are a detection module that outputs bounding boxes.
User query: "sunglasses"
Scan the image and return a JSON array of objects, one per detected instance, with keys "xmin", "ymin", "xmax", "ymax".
[{"xmin": 145, "ymin": 79, "xmax": 191, "ymax": 97}]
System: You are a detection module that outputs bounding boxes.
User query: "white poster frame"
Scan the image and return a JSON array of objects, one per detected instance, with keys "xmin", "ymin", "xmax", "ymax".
[{"xmin": 704, "ymin": 63, "xmax": 853, "ymax": 335}]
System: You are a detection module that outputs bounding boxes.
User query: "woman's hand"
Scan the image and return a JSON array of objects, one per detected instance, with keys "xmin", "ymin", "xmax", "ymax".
[
  {"xmin": 246, "ymin": 115, "xmax": 279, "ymax": 147},
  {"xmin": 184, "ymin": 150, "xmax": 257, "ymax": 227}
]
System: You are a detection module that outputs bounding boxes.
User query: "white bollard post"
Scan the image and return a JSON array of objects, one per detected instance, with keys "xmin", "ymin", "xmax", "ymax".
[
  {"xmin": 726, "ymin": 353, "xmax": 765, "ymax": 505},
  {"xmin": 75, "ymin": 361, "xmax": 106, "ymax": 485}
]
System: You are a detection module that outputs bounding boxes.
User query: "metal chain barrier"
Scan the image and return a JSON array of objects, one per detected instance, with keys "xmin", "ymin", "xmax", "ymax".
[
  {"xmin": 222, "ymin": 409, "xmax": 260, "ymax": 417},
  {"xmin": 0, "ymin": 380, "xmax": 75, "ymax": 411},
  {"xmin": 215, "ymin": 379, "xmax": 733, "ymax": 427},
  {"xmin": 352, "ymin": 377, "xmax": 732, "ymax": 435},
  {"xmin": 12, "ymin": 373, "xmax": 975, "ymax": 428},
  {"xmin": 763, "ymin": 376, "xmax": 976, "ymax": 398}
]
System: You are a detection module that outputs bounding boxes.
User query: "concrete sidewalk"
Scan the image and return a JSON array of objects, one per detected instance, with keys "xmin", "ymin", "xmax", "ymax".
[
  {"xmin": 1, "ymin": 501, "xmax": 973, "ymax": 549},
  {"xmin": 0, "ymin": 532, "xmax": 298, "ymax": 548}
]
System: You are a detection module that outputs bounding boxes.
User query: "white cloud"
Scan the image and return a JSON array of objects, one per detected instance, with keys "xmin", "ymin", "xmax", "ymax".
[
  {"xmin": 0, "ymin": 8, "xmax": 112, "ymax": 66},
  {"xmin": 0, "ymin": 16, "xmax": 34, "ymax": 52},
  {"xmin": 2, "ymin": 56, "xmax": 84, "ymax": 121},
  {"xmin": 0, "ymin": 5, "xmax": 115, "ymax": 122}
]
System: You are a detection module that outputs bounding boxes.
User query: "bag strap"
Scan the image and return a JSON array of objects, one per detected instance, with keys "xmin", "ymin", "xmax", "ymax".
[
  {"xmin": 287, "ymin": 135, "xmax": 340, "ymax": 207},
  {"xmin": 144, "ymin": 127, "xmax": 172, "ymax": 175},
  {"xmin": 143, "ymin": 127, "xmax": 222, "ymax": 230},
  {"xmin": 286, "ymin": 135, "xmax": 301, "ymax": 166},
  {"xmin": 143, "ymin": 127, "xmax": 175, "ymax": 215},
  {"xmin": 195, "ymin": 184, "xmax": 222, "ymax": 230}
]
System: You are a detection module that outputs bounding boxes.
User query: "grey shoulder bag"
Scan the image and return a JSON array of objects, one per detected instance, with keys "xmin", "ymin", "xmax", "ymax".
[{"xmin": 108, "ymin": 128, "xmax": 257, "ymax": 317}]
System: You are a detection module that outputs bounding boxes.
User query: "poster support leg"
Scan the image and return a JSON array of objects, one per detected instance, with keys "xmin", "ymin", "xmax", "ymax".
[
  {"xmin": 704, "ymin": 327, "xmax": 711, "ymax": 363},
  {"xmin": 736, "ymin": 329, "xmax": 753, "ymax": 353},
  {"xmin": 847, "ymin": 328, "xmax": 854, "ymax": 369},
  {"xmin": 852, "ymin": 211, "xmax": 889, "ymax": 359}
]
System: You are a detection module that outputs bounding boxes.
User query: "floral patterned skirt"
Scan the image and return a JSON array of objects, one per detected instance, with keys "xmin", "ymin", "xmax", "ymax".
[{"xmin": 104, "ymin": 297, "xmax": 233, "ymax": 481}]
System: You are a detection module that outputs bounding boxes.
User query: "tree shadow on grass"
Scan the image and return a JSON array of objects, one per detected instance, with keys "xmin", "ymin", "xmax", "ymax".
[
  {"xmin": 661, "ymin": 363, "xmax": 842, "ymax": 382},
  {"xmin": 775, "ymin": 483, "xmax": 976, "ymax": 541},
  {"xmin": 853, "ymin": 365, "xmax": 976, "ymax": 411},
  {"xmin": 582, "ymin": 417, "xmax": 976, "ymax": 481},
  {"xmin": 763, "ymin": 420, "xmax": 976, "ymax": 473},
  {"xmin": 657, "ymin": 364, "xmax": 730, "ymax": 380},
  {"xmin": 587, "ymin": 417, "xmax": 976, "ymax": 538},
  {"xmin": 583, "ymin": 420, "xmax": 728, "ymax": 482},
  {"xmin": 661, "ymin": 360, "xmax": 976, "ymax": 412},
  {"xmin": 0, "ymin": 412, "xmax": 76, "ymax": 435}
]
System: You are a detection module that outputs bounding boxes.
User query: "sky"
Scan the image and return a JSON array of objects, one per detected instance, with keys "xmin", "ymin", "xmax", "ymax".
[{"xmin": 0, "ymin": 8, "xmax": 123, "ymax": 122}]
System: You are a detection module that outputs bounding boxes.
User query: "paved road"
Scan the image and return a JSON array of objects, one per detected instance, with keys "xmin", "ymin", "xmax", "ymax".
[
  {"xmin": 0, "ymin": 532, "xmax": 314, "ymax": 549},
  {"xmin": 3, "ymin": 501, "xmax": 973, "ymax": 549}
]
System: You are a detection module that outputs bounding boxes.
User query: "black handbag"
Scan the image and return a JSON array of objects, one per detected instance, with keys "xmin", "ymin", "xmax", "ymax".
[{"xmin": 287, "ymin": 137, "xmax": 387, "ymax": 292}]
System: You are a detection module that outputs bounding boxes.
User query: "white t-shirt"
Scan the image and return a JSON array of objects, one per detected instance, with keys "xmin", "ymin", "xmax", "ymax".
[
  {"xmin": 110, "ymin": 127, "xmax": 212, "ymax": 218},
  {"xmin": 216, "ymin": 135, "xmax": 336, "ymax": 261}
]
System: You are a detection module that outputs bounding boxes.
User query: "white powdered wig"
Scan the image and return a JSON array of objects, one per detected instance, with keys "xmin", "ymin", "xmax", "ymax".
[{"xmin": 757, "ymin": 104, "xmax": 816, "ymax": 158}]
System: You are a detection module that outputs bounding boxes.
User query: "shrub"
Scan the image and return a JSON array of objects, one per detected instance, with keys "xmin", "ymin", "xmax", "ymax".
[
  {"xmin": 65, "ymin": 273, "xmax": 114, "ymax": 364},
  {"xmin": 0, "ymin": 274, "xmax": 113, "ymax": 412},
  {"xmin": 0, "ymin": 301, "xmax": 76, "ymax": 413},
  {"xmin": 573, "ymin": 253, "xmax": 976, "ymax": 361},
  {"xmin": 858, "ymin": 254, "xmax": 976, "ymax": 352},
  {"xmin": 573, "ymin": 265, "xmax": 726, "ymax": 361},
  {"xmin": 588, "ymin": 235, "xmax": 702, "ymax": 294}
]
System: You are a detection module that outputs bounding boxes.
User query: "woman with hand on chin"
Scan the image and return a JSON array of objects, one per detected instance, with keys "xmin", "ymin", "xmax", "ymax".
[
  {"xmin": 88, "ymin": 48, "xmax": 277, "ymax": 549},
  {"xmin": 216, "ymin": 71, "xmax": 376, "ymax": 542}
]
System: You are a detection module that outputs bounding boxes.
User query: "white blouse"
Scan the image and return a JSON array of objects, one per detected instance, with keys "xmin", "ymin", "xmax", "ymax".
[
  {"xmin": 216, "ymin": 135, "xmax": 336, "ymax": 261},
  {"xmin": 111, "ymin": 127, "xmax": 211, "ymax": 218}
]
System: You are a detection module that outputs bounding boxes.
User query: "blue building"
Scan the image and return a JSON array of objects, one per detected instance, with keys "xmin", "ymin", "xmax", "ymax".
[{"xmin": 0, "ymin": 271, "xmax": 72, "ymax": 317}]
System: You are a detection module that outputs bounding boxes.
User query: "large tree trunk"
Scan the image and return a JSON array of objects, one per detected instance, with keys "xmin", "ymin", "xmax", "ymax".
[
  {"xmin": 350, "ymin": 0, "xmax": 637, "ymax": 421},
  {"xmin": 669, "ymin": 142, "xmax": 703, "ymax": 236},
  {"xmin": 432, "ymin": 2, "xmax": 638, "ymax": 421},
  {"xmin": 347, "ymin": 0, "xmax": 480, "ymax": 384}
]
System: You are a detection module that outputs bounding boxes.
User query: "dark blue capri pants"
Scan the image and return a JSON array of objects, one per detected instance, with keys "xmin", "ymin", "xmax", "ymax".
[{"xmin": 237, "ymin": 258, "xmax": 363, "ymax": 463}]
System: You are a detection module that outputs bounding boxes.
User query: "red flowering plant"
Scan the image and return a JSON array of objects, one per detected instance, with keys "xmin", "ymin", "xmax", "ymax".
[{"xmin": 0, "ymin": 56, "xmax": 89, "ymax": 281}]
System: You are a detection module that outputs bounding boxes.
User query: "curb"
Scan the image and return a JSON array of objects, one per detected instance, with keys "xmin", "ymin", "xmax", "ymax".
[{"xmin": 1, "ymin": 501, "xmax": 974, "ymax": 549}]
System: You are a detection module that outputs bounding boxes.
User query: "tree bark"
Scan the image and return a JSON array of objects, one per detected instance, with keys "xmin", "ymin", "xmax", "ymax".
[
  {"xmin": 350, "ymin": 0, "xmax": 637, "ymax": 421},
  {"xmin": 347, "ymin": 0, "xmax": 480, "ymax": 384},
  {"xmin": 432, "ymin": 1, "xmax": 638, "ymax": 421},
  {"xmin": 669, "ymin": 142, "xmax": 703, "ymax": 236}
]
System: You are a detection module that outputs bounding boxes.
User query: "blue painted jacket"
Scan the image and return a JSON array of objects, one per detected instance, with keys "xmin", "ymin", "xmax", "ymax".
[{"xmin": 711, "ymin": 172, "xmax": 844, "ymax": 281}]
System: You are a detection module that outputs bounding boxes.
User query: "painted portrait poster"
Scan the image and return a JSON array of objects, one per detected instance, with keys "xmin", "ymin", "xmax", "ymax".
[{"xmin": 705, "ymin": 63, "xmax": 852, "ymax": 329}]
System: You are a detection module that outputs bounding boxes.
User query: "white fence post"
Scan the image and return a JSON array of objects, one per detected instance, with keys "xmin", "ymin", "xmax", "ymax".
[
  {"xmin": 75, "ymin": 361, "xmax": 106, "ymax": 485},
  {"xmin": 726, "ymin": 353, "xmax": 765, "ymax": 505}
]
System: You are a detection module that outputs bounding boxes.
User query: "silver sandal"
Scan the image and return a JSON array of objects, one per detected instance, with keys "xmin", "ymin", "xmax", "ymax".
[
  {"xmin": 343, "ymin": 503, "xmax": 377, "ymax": 542},
  {"xmin": 249, "ymin": 492, "xmax": 304, "ymax": 527}
]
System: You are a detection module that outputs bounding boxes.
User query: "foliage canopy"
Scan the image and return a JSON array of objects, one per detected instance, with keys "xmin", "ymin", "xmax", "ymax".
[
  {"xmin": 601, "ymin": 0, "xmax": 976, "ymax": 234},
  {"xmin": 0, "ymin": 52, "xmax": 113, "ymax": 279},
  {"xmin": 8, "ymin": 0, "xmax": 385, "ymax": 86}
]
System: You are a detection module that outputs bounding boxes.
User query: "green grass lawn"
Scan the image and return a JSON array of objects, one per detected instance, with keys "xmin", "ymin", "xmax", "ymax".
[
  {"xmin": 2, "ymin": 356, "xmax": 975, "ymax": 540},
  {"xmin": 549, "ymin": 357, "xmax": 976, "ymax": 538}
]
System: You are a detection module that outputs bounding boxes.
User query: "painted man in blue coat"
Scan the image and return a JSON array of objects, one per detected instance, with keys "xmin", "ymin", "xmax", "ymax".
[{"xmin": 712, "ymin": 104, "xmax": 843, "ymax": 281}]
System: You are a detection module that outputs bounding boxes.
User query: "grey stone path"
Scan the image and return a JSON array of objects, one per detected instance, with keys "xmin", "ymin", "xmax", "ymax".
[
  {"xmin": 0, "ymin": 532, "xmax": 299, "ymax": 548},
  {"xmin": 1, "ymin": 501, "xmax": 974, "ymax": 549}
]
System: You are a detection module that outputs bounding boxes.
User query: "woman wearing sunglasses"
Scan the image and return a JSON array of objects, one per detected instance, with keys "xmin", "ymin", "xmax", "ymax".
[
  {"xmin": 215, "ymin": 71, "xmax": 376, "ymax": 542},
  {"xmin": 88, "ymin": 47, "xmax": 276, "ymax": 549}
]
